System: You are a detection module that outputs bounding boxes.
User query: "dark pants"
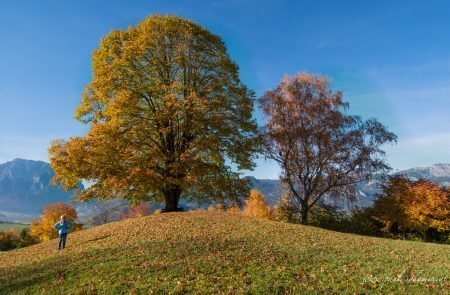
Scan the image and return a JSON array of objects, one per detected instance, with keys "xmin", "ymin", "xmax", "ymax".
[{"xmin": 58, "ymin": 233, "xmax": 67, "ymax": 250}]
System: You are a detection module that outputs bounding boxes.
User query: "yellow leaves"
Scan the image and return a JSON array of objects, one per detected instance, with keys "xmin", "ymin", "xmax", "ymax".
[
  {"xmin": 406, "ymin": 180, "xmax": 449, "ymax": 232},
  {"xmin": 243, "ymin": 189, "xmax": 271, "ymax": 219},
  {"xmin": 375, "ymin": 176, "xmax": 450, "ymax": 234},
  {"xmin": 30, "ymin": 203, "xmax": 82, "ymax": 242},
  {"xmin": 49, "ymin": 15, "xmax": 258, "ymax": 208},
  {"xmin": 227, "ymin": 203, "xmax": 241, "ymax": 214}
]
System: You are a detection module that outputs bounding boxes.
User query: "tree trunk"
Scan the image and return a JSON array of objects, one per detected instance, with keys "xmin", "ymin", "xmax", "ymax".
[
  {"xmin": 390, "ymin": 222, "xmax": 399, "ymax": 235},
  {"xmin": 424, "ymin": 228, "xmax": 434, "ymax": 242},
  {"xmin": 300, "ymin": 205, "xmax": 309, "ymax": 224},
  {"xmin": 163, "ymin": 186, "xmax": 182, "ymax": 212}
]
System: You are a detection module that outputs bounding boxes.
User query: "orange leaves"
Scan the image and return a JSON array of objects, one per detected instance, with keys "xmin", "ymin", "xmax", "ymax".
[
  {"xmin": 243, "ymin": 189, "xmax": 271, "ymax": 219},
  {"xmin": 406, "ymin": 180, "xmax": 449, "ymax": 232},
  {"xmin": 227, "ymin": 203, "xmax": 241, "ymax": 214},
  {"xmin": 374, "ymin": 176, "xmax": 450, "ymax": 234},
  {"xmin": 30, "ymin": 202, "xmax": 82, "ymax": 242},
  {"xmin": 121, "ymin": 202, "xmax": 151, "ymax": 219}
]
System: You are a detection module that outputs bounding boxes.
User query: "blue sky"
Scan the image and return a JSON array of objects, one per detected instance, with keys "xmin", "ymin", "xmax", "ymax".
[{"xmin": 0, "ymin": 0, "xmax": 449, "ymax": 178}]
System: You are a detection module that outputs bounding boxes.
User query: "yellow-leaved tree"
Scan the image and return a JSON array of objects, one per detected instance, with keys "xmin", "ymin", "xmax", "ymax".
[
  {"xmin": 243, "ymin": 189, "xmax": 270, "ymax": 219},
  {"xmin": 30, "ymin": 203, "xmax": 82, "ymax": 242},
  {"xmin": 374, "ymin": 176, "xmax": 450, "ymax": 239},
  {"xmin": 406, "ymin": 180, "xmax": 449, "ymax": 232},
  {"xmin": 49, "ymin": 15, "xmax": 258, "ymax": 212}
]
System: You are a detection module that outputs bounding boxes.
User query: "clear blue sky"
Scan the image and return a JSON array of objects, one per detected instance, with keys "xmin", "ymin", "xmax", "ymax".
[{"xmin": 1, "ymin": 0, "xmax": 449, "ymax": 178}]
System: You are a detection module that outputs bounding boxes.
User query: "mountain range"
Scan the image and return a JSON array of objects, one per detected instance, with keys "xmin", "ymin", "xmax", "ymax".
[
  {"xmin": 0, "ymin": 159, "xmax": 83, "ymax": 220},
  {"xmin": 398, "ymin": 163, "xmax": 450, "ymax": 186},
  {"xmin": 1, "ymin": 159, "xmax": 449, "ymax": 222}
]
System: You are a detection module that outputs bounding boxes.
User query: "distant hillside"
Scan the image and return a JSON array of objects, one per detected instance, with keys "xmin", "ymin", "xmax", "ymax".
[
  {"xmin": 1, "ymin": 211, "xmax": 448, "ymax": 294},
  {"xmin": 0, "ymin": 159, "xmax": 83, "ymax": 216}
]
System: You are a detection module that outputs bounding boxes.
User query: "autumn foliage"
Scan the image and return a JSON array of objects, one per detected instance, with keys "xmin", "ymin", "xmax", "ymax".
[
  {"xmin": 227, "ymin": 202, "xmax": 241, "ymax": 214},
  {"xmin": 30, "ymin": 203, "xmax": 82, "ymax": 242},
  {"xmin": 243, "ymin": 189, "xmax": 270, "ymax": 219},
  {"xmin": 121, "ymin": 202, "xmax": 151, "ymax": 219},
  {"xmin": 373, "ymin": 176, "xmax": 450, "ymax": 238},
  {"xmin": 49, "ymin": 15, "xmax": 258, "ymax": 212},
  {"xmin": 259, "ymin": 73, "xmax": 396, "ymax": 223}
]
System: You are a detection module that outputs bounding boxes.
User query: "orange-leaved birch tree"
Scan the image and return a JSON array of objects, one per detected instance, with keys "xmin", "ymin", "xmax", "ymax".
[
  {"xmin": 259, "ymin": 73, "xmax": 397, "ymax": 224},
  {"xmin": 374, "ymin": 176, "xmax": 450, "ymax": 238},
  {"xmin": 49, "ymin": 15, "xmax": 259, "ymax": 212}
]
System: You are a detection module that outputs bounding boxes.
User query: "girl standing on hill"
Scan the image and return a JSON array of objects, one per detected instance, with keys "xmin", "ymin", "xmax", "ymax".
[{"xmin": 54, "ymin": 214, "xmax": 73, "ymax": 252}]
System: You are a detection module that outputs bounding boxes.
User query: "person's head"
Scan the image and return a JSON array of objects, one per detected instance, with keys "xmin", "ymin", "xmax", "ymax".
[{"xmin": 60, "ymin": 214, "xmax": 66, "ymax": 222}]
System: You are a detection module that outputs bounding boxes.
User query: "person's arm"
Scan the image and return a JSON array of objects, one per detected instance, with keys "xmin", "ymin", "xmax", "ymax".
[
  {"xmin": 67, "ymin": 221, "xmax": 73, "ymax": 229},
  {"xmin": 54, "ymin": 221, "xmax": 61, "ymax": 230}
]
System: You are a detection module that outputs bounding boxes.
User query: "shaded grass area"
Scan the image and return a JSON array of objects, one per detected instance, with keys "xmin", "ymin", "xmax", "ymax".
[{"xmin": 0, "ymin": 211, "xmax": 448, "ymax": 294}]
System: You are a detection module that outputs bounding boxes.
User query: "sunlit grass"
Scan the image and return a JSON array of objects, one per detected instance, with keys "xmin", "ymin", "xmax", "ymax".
[{"xmin": 0, "ymin": 211, "xmax": 448, "ymax": 294}]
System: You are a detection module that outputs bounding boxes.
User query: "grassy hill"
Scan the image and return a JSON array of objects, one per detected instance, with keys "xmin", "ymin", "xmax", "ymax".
[{"xmin": 0, "ymin": 211, "xmax": 448, "ymax": 294}]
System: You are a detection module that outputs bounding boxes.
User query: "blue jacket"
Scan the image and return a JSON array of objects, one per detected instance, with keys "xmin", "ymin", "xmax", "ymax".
[{"xmin": 54, "ymin": 220, "xmax": 73, "ymax": 235}]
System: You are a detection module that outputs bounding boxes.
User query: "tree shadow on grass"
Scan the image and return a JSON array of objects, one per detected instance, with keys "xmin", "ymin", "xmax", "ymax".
[{"xmin": 0, "ymin": 255, "xmax": 67, "ymax": 294}]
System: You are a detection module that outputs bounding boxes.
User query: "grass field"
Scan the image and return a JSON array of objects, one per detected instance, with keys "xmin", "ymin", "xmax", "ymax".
[
  {"xmin": 0, "ymin": 211, "xmax": 448, "ymax": 294},
  {"xmin": 0, "ymin": 223, "xmax": 28, "ymax": 232}
]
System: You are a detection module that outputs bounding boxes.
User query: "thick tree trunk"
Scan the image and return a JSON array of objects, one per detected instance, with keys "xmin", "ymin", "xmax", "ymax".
[
  {"xmin": 300, "ymin": 205, "xmax": 309, "ymax": 224},
  {"xmin": 424, "ymin": 228, "xmax": 434, "ymax": 242},
  {"xmin": 163, "ymin": 186, "xmax": 182, "ymax": 212}
]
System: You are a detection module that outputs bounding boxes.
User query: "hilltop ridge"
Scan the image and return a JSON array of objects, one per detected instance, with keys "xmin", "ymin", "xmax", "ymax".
[{"xmin": 0, "ymin": 211, "xmax": 448, "ymax": 294}]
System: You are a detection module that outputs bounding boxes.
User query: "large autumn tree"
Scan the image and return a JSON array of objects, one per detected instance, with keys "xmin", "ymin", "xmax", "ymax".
[
  {"xmin": 260, "ymin": 73, "xmax": 397, "ymax": 223},
  {"xmin": 49, "ymin": 15, "xmax": 258, "ymax": 211},
  {"xmin": 373, "ymin": 176, "xmax": 450, "ymax": 239}
]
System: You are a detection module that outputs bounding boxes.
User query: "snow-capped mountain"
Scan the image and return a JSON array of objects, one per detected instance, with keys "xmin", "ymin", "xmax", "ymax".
[{"xmin": 397, "ymin": 163, "xmax": 450, "ymax": 186}]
